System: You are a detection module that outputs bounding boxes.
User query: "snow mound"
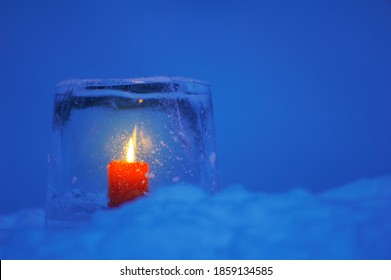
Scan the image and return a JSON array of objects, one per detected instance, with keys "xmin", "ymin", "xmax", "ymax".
[{"xmin": 1, "ymin": 178, "xmax": 391, "ymax": 259}]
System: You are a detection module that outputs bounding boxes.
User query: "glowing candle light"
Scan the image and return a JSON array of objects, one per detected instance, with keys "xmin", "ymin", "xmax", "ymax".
[{"xmin": 107, "ymin": 128, "xmax": 149, "ymax": 207}]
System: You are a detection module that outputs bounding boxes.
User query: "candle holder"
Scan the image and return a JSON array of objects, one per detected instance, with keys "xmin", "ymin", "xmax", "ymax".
[{"xmin": 46, "ymin": 77, "xmax": 219, "ymax": 227}]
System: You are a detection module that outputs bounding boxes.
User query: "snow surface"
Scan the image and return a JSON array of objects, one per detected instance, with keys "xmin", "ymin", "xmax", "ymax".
[{"xmin": 1, "ymin": 177, "xmax": 391, "ymax": 260}]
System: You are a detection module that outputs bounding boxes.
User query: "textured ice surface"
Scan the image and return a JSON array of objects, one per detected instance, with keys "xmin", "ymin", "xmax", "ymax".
[{"xmin": 1, "ymin": 176, "xmax": 391, "ymax": 259}]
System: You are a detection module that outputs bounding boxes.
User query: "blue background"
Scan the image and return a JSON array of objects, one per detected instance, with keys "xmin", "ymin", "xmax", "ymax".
[{"xmin": 1, "ymin": 0, "xmax": 391, "ymax": 213}]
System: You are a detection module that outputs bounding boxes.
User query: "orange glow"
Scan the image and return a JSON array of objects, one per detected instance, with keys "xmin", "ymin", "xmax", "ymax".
[{"xmin": 108, "ymin": 126, "xmax": 149, "ymax": 208}]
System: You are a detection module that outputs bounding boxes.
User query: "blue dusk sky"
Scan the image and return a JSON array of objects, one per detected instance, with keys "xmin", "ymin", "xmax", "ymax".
[{"xmin": 1, "ymin": 0, "xmax": 391, "ymax": 213}]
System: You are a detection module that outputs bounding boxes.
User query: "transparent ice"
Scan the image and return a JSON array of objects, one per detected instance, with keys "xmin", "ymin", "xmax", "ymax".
[{"xmin": 46, "ymin": 77, "xmax": 218, "ymax": 227}]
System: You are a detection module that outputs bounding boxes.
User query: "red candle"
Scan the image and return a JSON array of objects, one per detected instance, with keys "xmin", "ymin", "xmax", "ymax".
[{"xmin": 108, "ymin": 130, "xmax": 149, "ymax": 207}]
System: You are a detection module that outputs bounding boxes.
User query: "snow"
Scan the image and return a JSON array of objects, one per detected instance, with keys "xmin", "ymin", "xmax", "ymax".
[{"xmin": 1, "ymin": 177, "xmax": 391, "ymax": 260}]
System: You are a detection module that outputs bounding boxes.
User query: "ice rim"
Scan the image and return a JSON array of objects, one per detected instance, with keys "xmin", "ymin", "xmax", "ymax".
[{"xmin": 55, "ymin": 76, "xmax": 211, "ymax": 96}]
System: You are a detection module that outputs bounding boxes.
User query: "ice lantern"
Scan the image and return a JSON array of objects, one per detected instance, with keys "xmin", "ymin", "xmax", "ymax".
[{"xmin": 46, "ymin": 77, "xmax": 219, "ymax": 227}]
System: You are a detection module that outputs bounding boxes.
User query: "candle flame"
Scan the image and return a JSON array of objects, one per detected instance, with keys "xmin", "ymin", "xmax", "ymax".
[{"xmin": 126, "ymin": 127, "xmax": 137, "ymax": 162}]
